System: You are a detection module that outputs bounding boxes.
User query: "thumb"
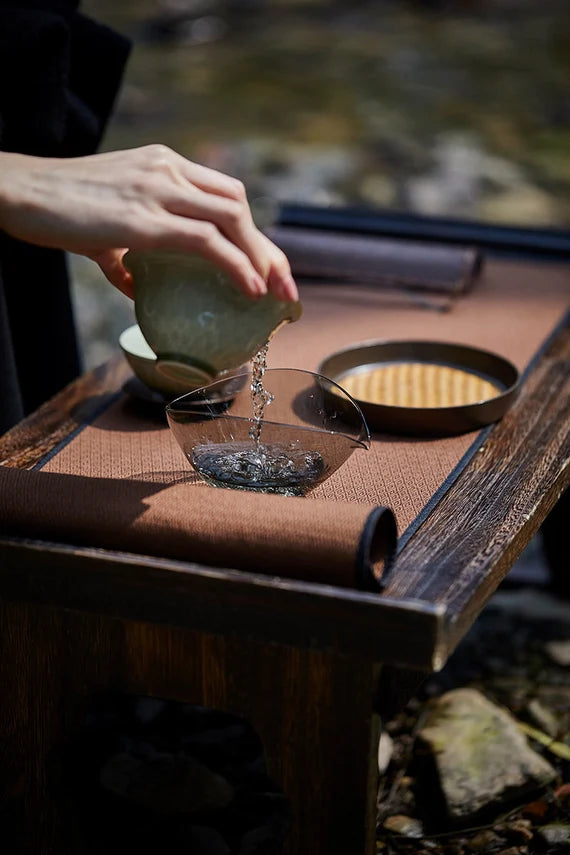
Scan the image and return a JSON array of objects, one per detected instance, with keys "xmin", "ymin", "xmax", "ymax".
[{"xmin": 91, "ymin": 248, "xmax": 134, "ymax": 299}]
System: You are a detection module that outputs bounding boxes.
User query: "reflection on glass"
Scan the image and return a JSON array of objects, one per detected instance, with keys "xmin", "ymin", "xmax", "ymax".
[{"xmin": 166, "ymin": 368, "xmax": 370, "ymax": 496}]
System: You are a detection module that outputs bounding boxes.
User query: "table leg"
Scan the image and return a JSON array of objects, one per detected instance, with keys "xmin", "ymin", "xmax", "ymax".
[
  {"xmin": 122, "ymin": 621, "xmax": 382, "ymax": 855},
  {"xmin": 0, "ymin": 601, "xmax": 126, "ymax": 853},
  {"xmin": 0, "ymin": 602, "xmax": 381, "ymax": 855}
]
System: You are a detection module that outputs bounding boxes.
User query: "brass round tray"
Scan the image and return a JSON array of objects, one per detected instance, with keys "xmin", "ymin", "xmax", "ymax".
[{"xmin": 318, "ymin": 340, "xmax": 520, "ymax": 437}]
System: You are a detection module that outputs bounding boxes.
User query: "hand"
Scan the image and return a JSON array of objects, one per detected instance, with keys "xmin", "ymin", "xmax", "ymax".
[{"xmin": 0, "ymin": 144, "xmax": 298, "ymax": 301}]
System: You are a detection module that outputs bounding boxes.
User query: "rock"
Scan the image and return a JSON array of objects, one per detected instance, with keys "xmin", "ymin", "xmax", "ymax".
[
  {"xmin": 416, "ymin": 688, "xmax": 556, "ymax": 825},
  {"xmin": 524, "ymin": 698, "xmax": 558, "ymax": 738},
  {"xmin": 140, "ymin": 0, "xmax": 224, "ymax": 43},
  {"xmin": 378, "ymin": 731, "xmax": 394, "ymax": 774},
  {"xmin": 382, "ymin": 814, "xmax": 424, "ymax": 838},
  {"xmin": 493, "ymin": 819, "xmax": 533, "ymax": 844},
  {"xmin": 536, "ymin": 822, "xmax": 570, "ymax": 847},
  {"xmin": 99, "ymin": 750, "xmax": 234, "ymax": 814},
  {"xmin": 359, "ymin": 174, "xmax": 396, "ymax": 207},
  {"xmin": 521, "ymin": 798, "xmax": 550, "ymax": 821},
  {"xmin": 477, "ymin": 185, "xmax": 556, "ymax": 225},
  {"xmin": 554, "ymin": 783, "xmax": 570, "ymax": 809},
  {"xmin": 465, "ymin": 829, "xmax": 504, "ymax": 851},
  {"xmin": 191, "ymin": 826, "xmax": 231, "ymax": 854},
  {"xmin": 134, "ymin": 696, "xmax": 166, "ymax": 724},
  {"xmin": 544, "ymin": 639, "xmax": 570, "ymax": 667},
  {"xmin": 489, "ymin": 589, "xmax": 570, "ymax": 623},
  {"xmin": 377, "ymin": 773, "xmax": 416, "ymax": 823},
  {"xmin": 239, "ymin": 824, "xmax": 282, "ymax": 855}
]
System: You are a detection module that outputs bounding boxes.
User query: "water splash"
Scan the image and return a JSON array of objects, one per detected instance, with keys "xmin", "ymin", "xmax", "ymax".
[{"xmin": 190, "ymin": 441, "xmax": 325, "ymax": 495}]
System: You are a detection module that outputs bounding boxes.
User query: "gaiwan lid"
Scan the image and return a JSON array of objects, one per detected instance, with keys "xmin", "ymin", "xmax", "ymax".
[{"xmin": 124, "ymin": 250, "xmax": 302, "ymax": 384}]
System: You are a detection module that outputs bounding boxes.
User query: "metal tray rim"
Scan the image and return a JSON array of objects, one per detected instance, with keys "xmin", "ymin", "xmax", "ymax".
[{"xmin": 318, "ymin": 338, "xmax": 521, "ymax": 436}]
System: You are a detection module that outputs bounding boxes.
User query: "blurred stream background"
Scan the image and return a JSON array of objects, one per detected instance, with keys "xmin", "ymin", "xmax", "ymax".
[{"xmin": 73, "ymin": 0, "xmax": 570, "ymax": 368}]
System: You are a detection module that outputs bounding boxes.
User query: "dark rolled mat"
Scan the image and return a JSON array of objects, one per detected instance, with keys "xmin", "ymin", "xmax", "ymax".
[{"xmin": 265, "ymin": 225, "xmax": 483, "ymax": 294}]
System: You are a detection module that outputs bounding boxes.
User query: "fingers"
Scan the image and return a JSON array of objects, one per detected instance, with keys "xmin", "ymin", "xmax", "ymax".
[
  {"xmin": 133, "ymin": 147, "xmax": 299, "ymax": 300},
  {"xmin": 92, "ymin": 224, "xmax": 297, "ymax": 305},
  {"xmin": 94, "ymin": 228, "xmax": 267, "ymax": 303},
  {"xmin": 154, "ymin": 212, "xmax": 299, "ymax": 302},
  {"xmin": 132, "ymin": 145, "xmax": 245, "ymax": 203},
  {"xmin": 163, "ymin": 186, "xmax": 294, "ymax": 296},
  {"xmin": 152, "ymin": 214, "xmax": 269, "ymax": 299},
  {"xmin": 261, "ymin": 233, "xmax": 299, "ymax": 302},
  {"xmin": 167, "ymin": 185, "xmax": 258, "ymax": 257},
  {"xmin": 70, "ymin": 145, "xmax": 298, "ymax": 302},
  {"xmin": 180, "ymin": 157, "xmax": 247, "ymax": 203},
  {"xmin": 93, "ymin": 248, "xmax": 134, "ymax": 299}
]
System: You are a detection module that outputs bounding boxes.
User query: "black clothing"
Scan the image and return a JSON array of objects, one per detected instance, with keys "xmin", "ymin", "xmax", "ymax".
[{"xmin": 0, "ymin": 0, "xmax": 130, "ymax": 433}]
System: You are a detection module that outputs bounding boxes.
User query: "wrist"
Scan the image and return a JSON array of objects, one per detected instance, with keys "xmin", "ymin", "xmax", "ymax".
[
  {"xmin": 0, "ymin": 152, "xmax": 45, "ymax": 239},
  {"xmin": 0, "ymin": 152, "xmax": 23, "ymax": 233}
]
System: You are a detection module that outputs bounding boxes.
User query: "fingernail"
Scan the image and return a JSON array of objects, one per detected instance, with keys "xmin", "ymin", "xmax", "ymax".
[
  {"xmin": 282, "ymin": 274, "xmax": 299, "ymax": 301},
  {"xmin": 254, "ymin": 273, "xmax": 267, "ymax": 296},
  {"xmin": 269, "ymin": 270, "xmax": 298, "ymax": 301}
]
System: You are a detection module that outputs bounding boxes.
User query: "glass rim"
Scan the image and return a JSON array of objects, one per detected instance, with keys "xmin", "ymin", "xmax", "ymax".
[{"xmin": 165, "ymin": 366, "xmax": 371, "ymax": 449}]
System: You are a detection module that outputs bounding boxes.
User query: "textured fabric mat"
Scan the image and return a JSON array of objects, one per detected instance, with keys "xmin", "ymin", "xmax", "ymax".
[
  {"xmin": 41, "ymin": 259, "xmax": 569, "ymax": 542},
  {"xmin": 0, "ymin": 466, "xmax": 396, "ymax": 589}
]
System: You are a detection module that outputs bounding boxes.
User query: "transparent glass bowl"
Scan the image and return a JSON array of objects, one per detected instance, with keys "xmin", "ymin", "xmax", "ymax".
[{"xmin": 166, "ymin": 368, "xmax": 370, "ymax": 496}]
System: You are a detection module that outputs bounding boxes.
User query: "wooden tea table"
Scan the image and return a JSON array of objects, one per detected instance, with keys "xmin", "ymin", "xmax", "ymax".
[{"xmin": 0, "ymin": 257, "xmax": 568, "ymax": 855}]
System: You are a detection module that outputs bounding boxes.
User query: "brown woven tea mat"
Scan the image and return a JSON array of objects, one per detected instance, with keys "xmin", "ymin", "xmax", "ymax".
[
  {"xmin": 0, "ymin": 465, "xmax": 395, "ymax": 589},
  {"xmin": 41, "ymin": 259, "xmax": 569, "ymax": 542}
]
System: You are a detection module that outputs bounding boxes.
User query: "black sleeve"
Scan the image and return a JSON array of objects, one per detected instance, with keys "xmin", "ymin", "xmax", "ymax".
[
  {"xmin": 0, "ymin": 2, "xmax": 131, "ymax": 157},
  {"xmin": 0, "ymin": 261, "xmax": 25, "ymax": 434},
  {"xmin": 0, "ymin": 2, "xmax": 131, "ymax": 428}
]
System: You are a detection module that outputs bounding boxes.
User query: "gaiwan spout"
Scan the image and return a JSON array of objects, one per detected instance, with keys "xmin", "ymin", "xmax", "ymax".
[{"xmin": 124, "ymin": 250, "xmax": 302, "ymax": 385}]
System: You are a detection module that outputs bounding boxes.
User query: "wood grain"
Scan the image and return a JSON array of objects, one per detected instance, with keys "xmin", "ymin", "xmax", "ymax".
[
  {"xmin": 0, "ymin": 600, "xmax": 380, "ymax": 855},
  {"xmin": 0, "ymin": 320, "xmax": 568, "ymax": 670},
  {"xmin": 0, "ymin": 356, "xmax": 129, "ymax": 470},
  {"xmin": 0, "ymin": 537, "xmax": 444, "ymax": 670},
  {"xmin": 0, "ymin": 302, "xmax": 568, "ymax": 854},
  {"xmin": 385, "ymin": 317, "xmax": 570, "ymax": 665}
]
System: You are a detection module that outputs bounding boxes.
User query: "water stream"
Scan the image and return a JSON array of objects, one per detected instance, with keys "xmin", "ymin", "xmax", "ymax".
[{"xmin": 191, "ymin": 343, "xmax": 325, "ymax": 494}]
